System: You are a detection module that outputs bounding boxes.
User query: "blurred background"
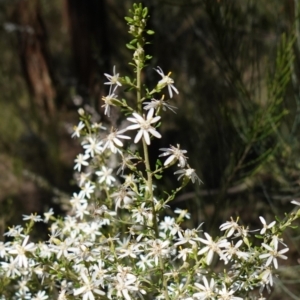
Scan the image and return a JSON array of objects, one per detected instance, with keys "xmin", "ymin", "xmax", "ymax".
[{"xmin": 1, "ymin": 0, "xmax": 300, "ymax": 298}]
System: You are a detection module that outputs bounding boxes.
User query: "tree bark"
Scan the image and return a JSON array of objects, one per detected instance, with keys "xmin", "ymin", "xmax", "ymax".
[{"xmin": 13, "ymin": 0, "xmax": 56, "ymax": 120}]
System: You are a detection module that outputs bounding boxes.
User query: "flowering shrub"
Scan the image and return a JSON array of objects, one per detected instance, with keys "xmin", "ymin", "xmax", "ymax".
[{"xmin": 1, "ymin": 3, "xmax": 300, "ymax": 300}]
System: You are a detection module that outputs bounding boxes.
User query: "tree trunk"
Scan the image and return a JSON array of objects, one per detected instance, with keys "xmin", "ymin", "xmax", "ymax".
[{"xmin": 13, "ymin": 0, "xmax": 56, "ymax": 121}]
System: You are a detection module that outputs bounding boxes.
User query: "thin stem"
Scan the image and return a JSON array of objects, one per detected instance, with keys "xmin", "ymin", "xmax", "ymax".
[
  {"xmin": 136, "ymin": 61, "xmax": 166, "ymax": 297},
  {"xmin": 136, "ymin": 64, "xmax": 159, "ymax": 238},
  {"xmin": 160, "ymin": 255, "xmax": 169, "ymax": 300},
  {"xmin": 137, "ymin": 65, "xmax": 142, "ymax": 114},
  {"xmin": 142, "ymin": 138, "xmax": 159, "ymax": 237},
  {"xmin": 175, "ymin": 259, "xmax": 203, "ymax": 300}
]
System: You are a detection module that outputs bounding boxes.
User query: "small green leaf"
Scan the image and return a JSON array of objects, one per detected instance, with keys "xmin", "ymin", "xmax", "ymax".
[
  {"xmin": 126, "ymin": 43, "xmax": 136, "ymax": 50},
  {"xmin": 147, "ymin": 30, "xmax": 155, "ymax": 35},
  {"xmin": 124, "ymin": 87, "xmax": 133, "ymax": 93},
  {"xmin": 124, "ymin": 16, "xmax": 133, "ymax": 22},
  {"xmin": 154, "ymin": 174, "xmax": 162, "ymax": 180},
  {"xmin": 142, "ymin": 7, "xmax": 148, "ymax": 18},
  {"xmin": 128, "ymin": 62, "xmax": 137, "ymax": 67},
  {"xmin": 289, "ymin": 225, "xmax": 298, "ymax": 229},
  {"xmin": 275, "ymin": 215, "xmax": 281, "ymax": 222},
  {"xmin": 156, "ymin": 159, "xmax": 162, "ymax": 167},
  {"xmin": 243, "ymin": 237, "xmax": 251, "ymax": 248},
  {"xmin": 254, "ymin": 235, "xmax": 264, "ymax": 239},
  {"xmin": 130, "ymin": 38, "xmax": 137, "ymax": 45}
]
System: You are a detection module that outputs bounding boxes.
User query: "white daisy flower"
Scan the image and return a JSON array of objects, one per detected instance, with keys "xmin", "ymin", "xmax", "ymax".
[
  {"xmin": 126, "ymin": 108, "xmax": 161, "ymax": 145},
  {"xmin": 154, "ymin": 66, "xmax": 179, "ymax": 98}
]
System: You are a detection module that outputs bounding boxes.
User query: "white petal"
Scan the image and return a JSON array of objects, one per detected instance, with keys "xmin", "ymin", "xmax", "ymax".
[
  {"xmin": 113, "ymin": 138, "xmax": 123, "ymax": 147},
  {"xmin": 259, "ymin": 253, "xmax": 270, "ymax": 259},
  {"xmin": 134, "ymin": 130, "xmax": 143, "ymax": 143},
  {"xmin": 202, "ymin": 276, "xmax": 209, "ymax": 289},
  {"xmin": 143, "ymin": 131, "xmax": 151, "ymax": 145},
  {"xmin": 171, "ymin": 84, "xmax": 179, "ymax": 94},
  {"xmin": 155, "ymin": 67, "xmax": 164, "ymax": 77},
  {"xmin": 206, "ymin": 249, "xmax": 214, "ymax": 265},
  {"xmin": 198, "ymin": 246, "xmax": 209, "ymax": 255},
  {"xmin": 132, "ymin": 113, "xmax": 144, "ymax": 122},
  {"xmin": 204, "ymin": 232, "xmax": 211, "ymax": 240},
  {"xmin": 122, "ymin": 289, "xmax": 131, "ymax": 300},
  {"xmin": 168, "ymin": 86, "xmax": 173, "ymax": 98},
  {"xmin": 149, "ymin": 128, "xmax": 161, "ymax": 138},
  {"xmin": 22, "ymin": 235, "xmax": 30, "ymax": 247},
  {"xmin": 273, "ymin": 258, "xmax": 278, "ymax": 269},
  {"xmin": 126, "ymin": 124, "xmax": 141, "ymax": 130},
  {"xmin": 88, "ymin": 292, "xmax": 95, "ymax": 300},
  {"xmin": 118, "ymin": 134, "xmax": 131, "ymax": 140},
  {"xmin": 266, "ymin": 256, "xmax": 273, "ymax": 266},
  {"xmin": 291, "ymin": 200, "xmax": 300, "ymax": 206},
  {"xmin": 94, "ymin": 289, "xmax": 105, "ymax": 296},
  {"xmin": 127, "ymin": 117, "xmax": 139, "ymax": 123},
  {"xmin": 74, "ymin": 286, "xmax": 86, "ymax": 296},
  {"xmin": 164, "ymin": 155, "xmax": 175, "ymax": 166},
  {"xmin": 259, "ymin": 216, "xmax": 266, "ymax": 225},
  {"xmin": 268, "ymin": 221, "xmax": 276, "ymax": 228},
  {"xmin": 147, "ymin": 108, "xmax": 154, "ymax": 119},
  {"xmin": 278, "ymin": 248, "xmax": 289, "ymax": 255},
  {"xmin": 261, "ymin": 243, "xmax": 273, "ymax": 252},
  {"xmin": 150, "ymin": 116, "xmax": 161, "ymax": 123},
  {"xmin": 235, "ymin": 240, "xmax": 243, "ymax": 248}
]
